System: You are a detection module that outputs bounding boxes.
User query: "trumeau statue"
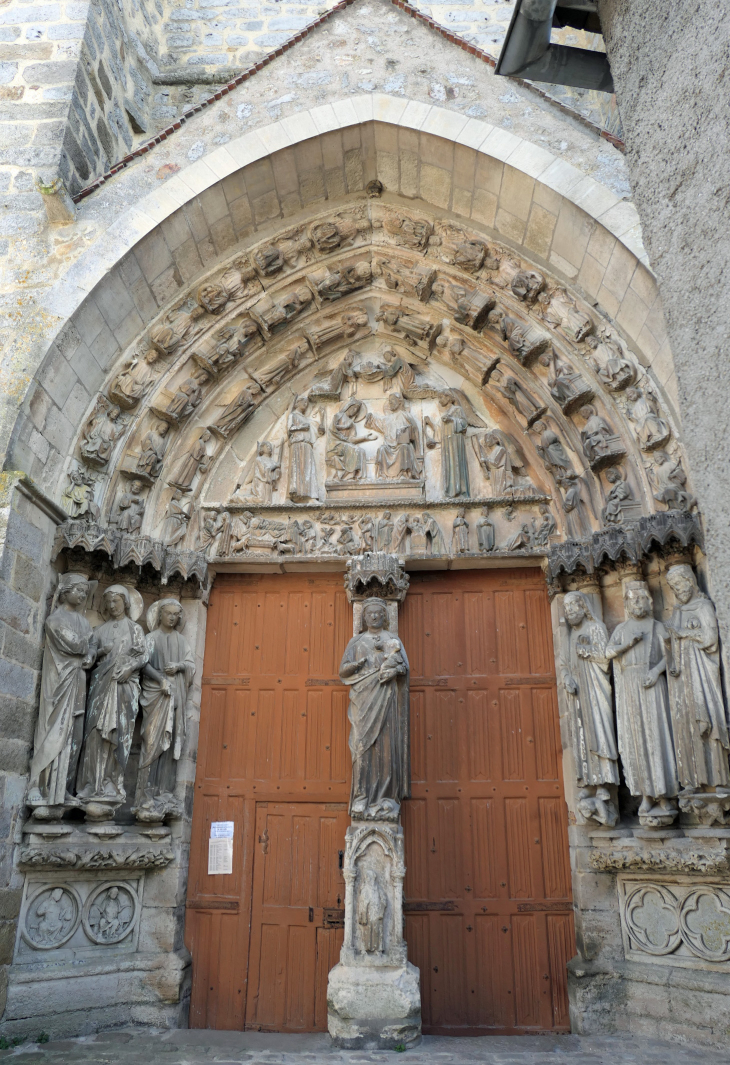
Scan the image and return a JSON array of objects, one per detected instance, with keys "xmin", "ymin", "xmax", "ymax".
[
  {"xmin": 606, "ymin": 580, "xmax": 678, "ymax": 826},
  {"xmin": 76, "ymin": 585, "xmax": 148, "ymax": 809},
  {"xmin": 135, "ymin": 598, "xmax": 195, "ymax": 821},
  {"xmin": 561, "ymin": 591, "xmax": 619, "ymax": 826},
  {"xmin": 665, "ymin": 565, "xmax": 730, "ymax": 794},
  {"xmin": 27, "ymin": 574, "xmax": 96, "ymax": 814},
  {"xmin": 339, "ymin": 598, "xmax": 409, "ymax": 822}
]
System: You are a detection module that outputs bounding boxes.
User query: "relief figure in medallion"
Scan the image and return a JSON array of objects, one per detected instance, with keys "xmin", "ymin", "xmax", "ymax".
[
  {"xmin": 339, "ymin": 598, "xmax": 409, "ymax": 822},
  {"xmin": 77, "ymin": 586, "xmax": 148, "ymax": 805},
  {"xmin": 665, "ymin": 565, "xmax": 730, "ymax": 794},
  {"xmin": 561, "ymin": 591, "xmax": 619, "ymax": 826},
  {"xmin": 135, "ymin": 598, "xmax": 196, "ymax": 820},
  {"xmin": 27, "ymin": 574, "xmax": 96, "ymax": 812},
  {"xmin": 606, "ymin": 581, "xmax": 678, "ymax": 826}
]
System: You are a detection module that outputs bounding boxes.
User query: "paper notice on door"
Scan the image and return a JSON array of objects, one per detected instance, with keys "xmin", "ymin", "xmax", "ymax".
[
  {"xmin": 208, "ymin": 837, "xmax": 233, "ymax": 875},
  {"xmin": 210, "ymin": 821, "xmax": 234, "ymax": 839}
]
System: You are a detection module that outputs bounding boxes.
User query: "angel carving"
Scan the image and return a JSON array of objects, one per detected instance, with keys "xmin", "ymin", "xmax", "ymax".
[{"xmin": 473, "ymin": 428, "xmax": 531, "ymax": 495}]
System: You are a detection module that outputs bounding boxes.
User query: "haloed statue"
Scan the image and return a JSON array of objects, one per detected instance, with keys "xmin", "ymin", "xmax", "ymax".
[
  {"xmin": 339, "ymin": 598, "xmax": 410, "ymax": 822},
  {"xmin": 134, "ymin": 598, "xmax": 195, "ymax": 822}
]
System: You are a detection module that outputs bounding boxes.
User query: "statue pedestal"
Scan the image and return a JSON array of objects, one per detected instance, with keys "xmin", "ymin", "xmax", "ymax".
[
  {"xmin": 327, "ymin": 961, "xmax": 421, "ymax": 1049},
  {"xmin": 327, "ymin": 820, "xmax": 421, "ymax": 1049}
]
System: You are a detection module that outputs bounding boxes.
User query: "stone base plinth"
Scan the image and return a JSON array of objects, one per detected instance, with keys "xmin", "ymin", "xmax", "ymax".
[{"xmin": 327, "ymin": 961, "xmax": 421, "ymax": 1049}]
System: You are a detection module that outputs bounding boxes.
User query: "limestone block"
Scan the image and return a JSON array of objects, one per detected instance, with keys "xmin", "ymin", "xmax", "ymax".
[{"xmin": 327, "ymin": 961, "xmax": 421, "ymax": 1049}]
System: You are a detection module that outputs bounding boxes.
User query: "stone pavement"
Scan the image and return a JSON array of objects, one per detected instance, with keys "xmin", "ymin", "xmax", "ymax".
[{"xmin": 0, "ymin": 1030, "xmax": 729, "ymax": 1065}]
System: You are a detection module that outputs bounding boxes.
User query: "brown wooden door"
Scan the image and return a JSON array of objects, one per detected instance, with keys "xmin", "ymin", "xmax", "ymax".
[
  {"xmin": 400, "ymin": 569, "xmax": 574, "ymax": 1035},
  {"xmin": 186, "ymin": 569, "xmax": 573, "ymax": 1034},
  {"xmin": 185, "ymin": 573, "xmax": 352, "ymax": 1030},
  {"xmin": 245, "ymin": 801, "xmax": 349, "ymax": 1031}
]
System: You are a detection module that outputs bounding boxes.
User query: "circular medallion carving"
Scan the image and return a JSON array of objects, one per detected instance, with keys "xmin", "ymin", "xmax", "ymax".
[
  {"xmin": 679, "ymin": 887, "xmax": 730, "ymax": 963},
  {"xmin": 82, "ymin": 882, "xmax": 139, "ymax": 945},
  {"xmin": 624, "ymin": 884, "xmax": 681, "ymax": 955},
  {"xmin": 22, "ymin": 884, "xmax": 81, "ymax": 950}
]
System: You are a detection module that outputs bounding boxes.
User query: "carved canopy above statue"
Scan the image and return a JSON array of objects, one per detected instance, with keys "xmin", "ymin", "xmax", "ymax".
[{"xmin": 58, "ymin": 199, "xmax": 692, "ymax": 566}]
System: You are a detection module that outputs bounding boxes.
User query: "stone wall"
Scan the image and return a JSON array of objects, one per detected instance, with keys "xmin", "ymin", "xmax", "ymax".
[
  {"xmin": 597, "ymin": 1, "xmax": 730, "ymax": 675},
  {"xmin": 0, "ymin": 480, "xmax": 60, "ymax": 1020}
]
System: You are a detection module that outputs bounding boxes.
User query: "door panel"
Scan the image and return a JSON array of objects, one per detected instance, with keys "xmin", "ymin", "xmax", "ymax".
[
  {"xmin": 246, "ymin": 802, "xmax": 349, "ymax": 1032},
  {"xmin": 401, "ymin": 570, "xmax": 574, "ymax": 1036},
  {"xmin": 186, "ymin": 569, "xmax": 573, "ymax": 1035}
]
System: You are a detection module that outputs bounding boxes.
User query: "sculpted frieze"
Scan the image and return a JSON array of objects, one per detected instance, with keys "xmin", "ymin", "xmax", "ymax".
[{"xmin": 59, "ymin": 203, "xmax": 691, "ymax": 600}]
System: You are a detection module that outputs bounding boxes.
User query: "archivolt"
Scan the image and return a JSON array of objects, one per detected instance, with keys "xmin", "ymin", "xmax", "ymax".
[{"xmin": 53, "ymin": 196, "xmax": 690, "ymax": 565}]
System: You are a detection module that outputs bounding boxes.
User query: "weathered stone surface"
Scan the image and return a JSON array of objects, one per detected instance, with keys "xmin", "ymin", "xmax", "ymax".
[{"xmin": 327, "ymin": 962, "xmax": 422, "ymax": 1049}]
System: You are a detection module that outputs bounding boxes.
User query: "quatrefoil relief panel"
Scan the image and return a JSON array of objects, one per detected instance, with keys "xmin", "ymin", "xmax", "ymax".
[
  {"xmin": 624, "ymin": 884, "xmax": 682, "ymax": 955},
  {"xmin": 679, "ymin": 888, "xmax": 730, "ymax": 963}
]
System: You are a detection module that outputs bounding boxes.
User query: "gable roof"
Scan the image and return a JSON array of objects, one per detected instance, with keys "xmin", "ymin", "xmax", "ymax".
[{"xmin": 74, "ymin": 0, "xmax": 623, "ymax": 203}]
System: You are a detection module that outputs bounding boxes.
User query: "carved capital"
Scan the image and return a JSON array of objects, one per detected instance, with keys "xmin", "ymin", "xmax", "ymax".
[{"xmin": 344, "ymin": 552, "xmax": 409, "ymax": 604}]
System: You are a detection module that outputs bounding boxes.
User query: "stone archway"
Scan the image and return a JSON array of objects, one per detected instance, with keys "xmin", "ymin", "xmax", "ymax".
[{"xmin": 2, "ymin": 106, "xmax": 712, "ymax": 1042}]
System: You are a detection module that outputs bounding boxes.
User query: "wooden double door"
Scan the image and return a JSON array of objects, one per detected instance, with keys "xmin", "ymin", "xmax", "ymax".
[{"xmin": 185, "ymin": 569, "xmax": 574, "ymax": 1035}]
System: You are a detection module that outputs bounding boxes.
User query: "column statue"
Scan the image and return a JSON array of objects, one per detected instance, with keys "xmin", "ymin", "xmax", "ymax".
[
  {"xmin": 76, "ymin": 585, "xmax": 147, "ymax": 812},
  {"xmin": 561, "ymin": 591, "xmax": 619, "ymax": 826},
  {"xmin": 134, "ymin": 598, "xmax": 196, "ymax": 822},
  {"xmin": 606, "ymin": 580, "xmax": 678, "ymax": 826},
  {"xmin": 665, "ymin": 565, "xmax": 730, "ymax": 806},
  {"xmin": 27, "ymin": 574, "xmax": 96, "ymax": 816},
  {"xmin": 339, "ymin": 597, "xmax": 410, "ymax": 821}
]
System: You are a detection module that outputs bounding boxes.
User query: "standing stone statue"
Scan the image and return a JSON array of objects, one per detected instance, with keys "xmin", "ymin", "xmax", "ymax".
[
  {"xmin": 357, "ymin": 868, "xmax": 386, "ymax": 953},
  {"xmin": 438, "ymin": 391, "xmax": 470, "ymax": 497},
  {"xmin": 665, "ymin": 565, "xmax": 730, "ymax": 798},
  {"xmin": 76, "ymin": 585, "xmax": 148, "ymax": 810},
  {"xmin": 27, "ymin": 574, "xmax": 96, "ymax": 815},
  {"xmin": 339, "ymin": 598, "xmax": 409, "ymax": 821},
  {"xmin": 561, "ymin": 591, "xmax": 619, "ymax": 826},
  {"xmin": 606, "ymin": 580, "xmax": 678, "ymax": 826},
  {"xmin": 134, "ymin": 598, "xmax": 196, "ymax": 821},
  {"xmin": 287, "ymin": 395, "xmax": 323, "ymax": 502},
  {"xmin": 476, "ymin": 506, "xmax": 495, "ymax": 552}
]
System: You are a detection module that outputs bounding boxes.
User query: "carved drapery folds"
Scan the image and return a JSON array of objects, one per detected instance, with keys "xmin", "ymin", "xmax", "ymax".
[
  {"xmin": 54, "ymin": 200, "xmax": 687, "ymax": 576},
  {"xmin": 549, "ymin": 511, "xmax": 730, "ymax": 835},
  {"xmin": 27, "ymin": 585, "xmax": 197, "ymax": 828}
]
